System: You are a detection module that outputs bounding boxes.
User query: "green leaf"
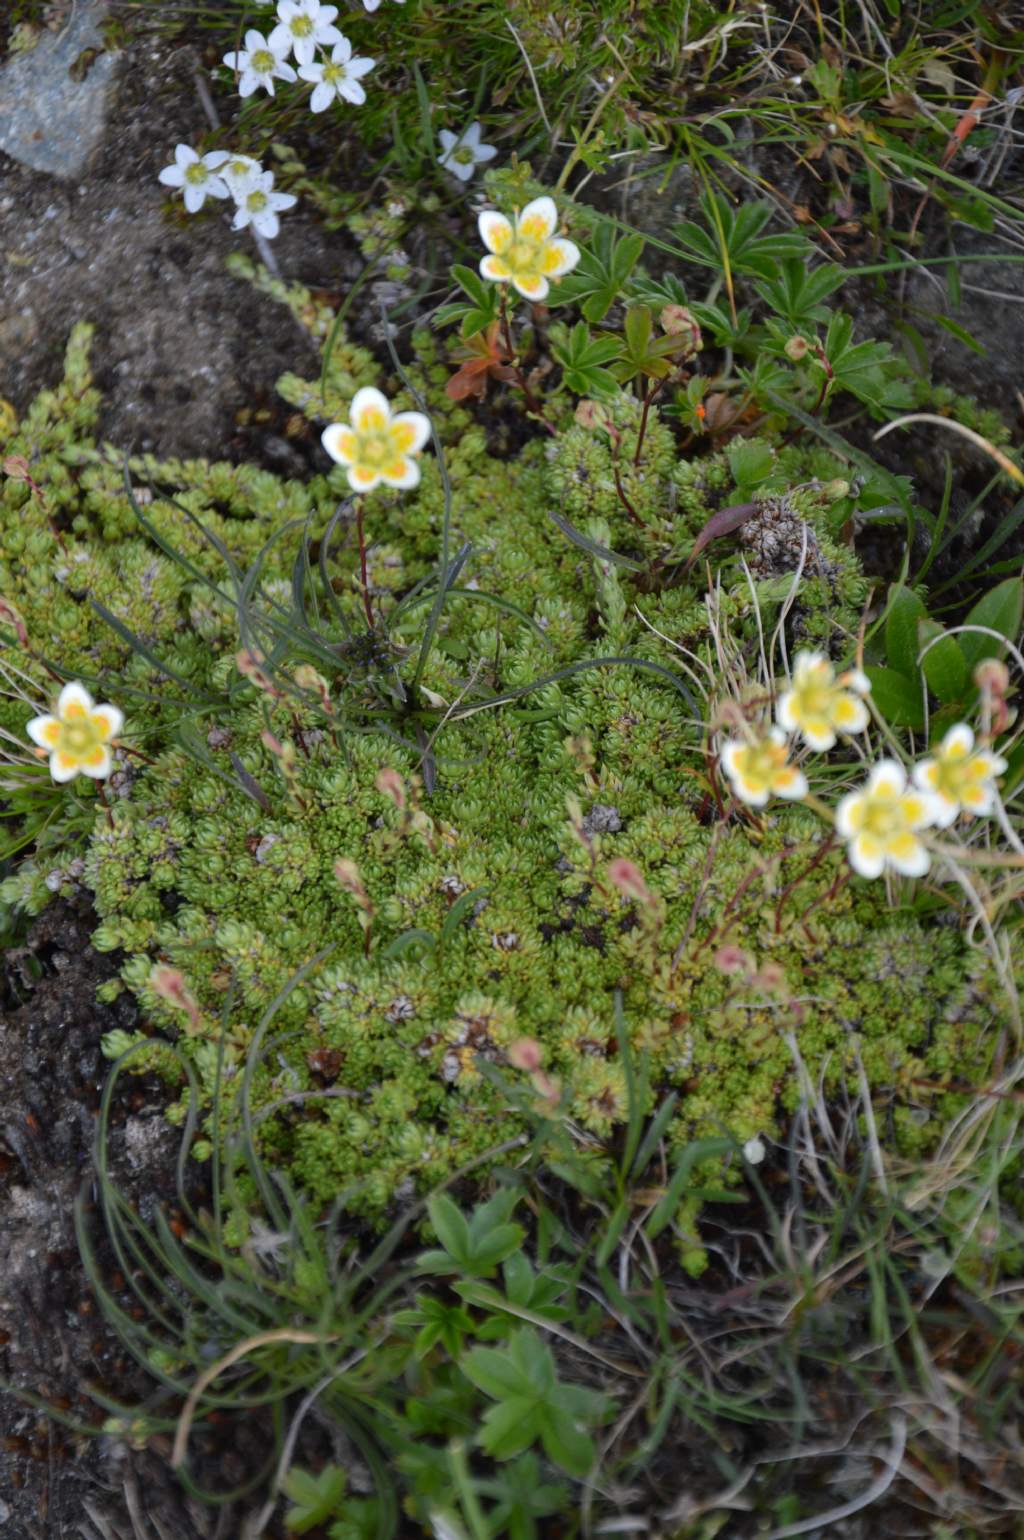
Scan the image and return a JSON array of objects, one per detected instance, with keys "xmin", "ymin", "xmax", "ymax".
[
  {"xmin": 551, "ymin": 321, "xmax": 621, "ymax": 399},
  {"xmin": 959, "ymin": 577, "xmax": 1024, "ymax": 670},
  {"xmin": 917, "ymin": 619, "xmax": 968, "ymax": 703},
  {"xmin": 726, "ymin": 439, "xmax": 776, "ymax": 492},
  {"xmin": 885, "ymin": 583, "xmax": 928, "ymax": 677},
  {"xmin": 537, "ymin": 1408, "xmax": 596, "ymax": 1477},
  {"xmin": 435, "ymin": 264, "xmax": 502, "ymax": 339},
  {"xmin": 864, "ymin": 665, "xmax": 926, "ymax": 729},
  {"xmin": 479, "ymin": 1395, "xmax": 540, "ymax": 1459},
  {"xmin": 462, "ymin": 1343, "xmax": 534, "ymax": 1402},
  {"xmin": 283, "ymin": 1466, "xmax": 348, "ymax": 1532},
  {"xmin": 427, "ymin": 1194, "xmax": 471, "ymax": 1264},
  {"xmin": 558, "ymin": 227, "xmax": 644, "ymax": 322}
]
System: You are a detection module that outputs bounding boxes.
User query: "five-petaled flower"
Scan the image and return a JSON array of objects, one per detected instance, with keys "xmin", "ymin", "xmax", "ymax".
[
  {"xmin": 720, "ymin": 728, "xmax": 808, "ymax": 807},
  {"xmin": 298, "ymin": 37, "xmax": 375, "ymax": 109},
  {"xmin": 270, "ymin": 0, "xmax": 343, "ymax": 67},
  {"xmin": 231, "ymin": 170, "xmax": 298, "ymax": 239},
  {"xmin": 219, "ymin": 153, "xmax": 262, "ymax": 199},
  {"xmin": 776, "ymin": 650, "xmax": 871, "ymax": 752},
  {"xmin": 438, "ymin": 121, "xmax": 498, "ymax": 182},
  {"xmin": 478, "ymin": 196, "xmax": 580, "ymax": 301},
  {"xmin": 26, "ymin": 682, "xmax": 123, "ymax": 783},
  {"xmin": 157, "ymin": 145, "xmax": 230, "ymax": 213},
  {"xmin": 835, "ymin": 760, "xmax": 939, "ymax": 880},
  {"xmin": 911, "ymin": 723, "xmax": 1007, "ymax": 827},
  {"xmin": 322, "ymin": 388, "xmax": 431, "ymax": 492},
  {"xmin": 223, "ymin": 29, "xmax": 297, "ymax": 97}
]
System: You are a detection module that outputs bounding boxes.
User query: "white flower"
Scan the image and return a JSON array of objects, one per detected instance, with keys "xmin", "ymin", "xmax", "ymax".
[
  {"xmin": 776, "ymin": 650, "xmax": 871, "ymax": 752},
  {"xmin": 322, "ymin": 387, "xmax": 431, "ymax": 492},
  {"xmin": 222, "ymin": 29, "xmax": 297, "ymax": 97},
  {"xmin": 270, "ymin": 0, "xmax": 342, "ymax": 67},
  {"xmin": 360, "ymin": 0, "xmax": 405, "ymax": 9},
  {"xmin": 719, "ymin": 727, "xmax": 808, "ymax": 807},
  {"xmin": 835, "ymin": 760, "xmax": 940, "ymax": 880},
  {"xmin": 742, "ymin": 1136, "xmax": 766, "ymax": 1165},
  {"xmin": 478, "ymin": 196, "xmax": 580, "ymax": 302},
  {"xmin": 26, "ymin": 682, "xmax": 123, "ymax": 783},
  {"xmin": 231, "ymin": 170, "xmax": 297, "ymax": 239},
  {"xmin": 912, "ymin": 723, "xmax": 1007, "ymax": 827},
  {"xmin": 219, "ymin": 153, "xmax": 263, "ymax": 200},
  {"xmin": 298, "ymin": 37, "xmax": 375, "ymax": 110},
  {"xmin": 157, "ymin": 145, "xmax": 230, "ymax": 214},
  {"xmin": 438, "ymin": 121, "xmax": 498, "ymax": 182}
]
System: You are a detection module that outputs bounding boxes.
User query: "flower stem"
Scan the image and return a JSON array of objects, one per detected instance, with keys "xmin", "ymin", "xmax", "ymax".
[
  {"xmin": 354, "ymin": 498, "xmax": 375, "ymax": 632},
  {"xmin": 498, "ymin": 291, "xmax": 554, "ymax": 432}
]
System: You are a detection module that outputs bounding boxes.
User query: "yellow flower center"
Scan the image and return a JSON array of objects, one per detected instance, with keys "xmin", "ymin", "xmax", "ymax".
[
  {"xmin": 58, "ymin": 716, "xmax": 106, "ymax": 760},
  {"xmin": 184, "ymin": 161, "xmax": 209, "ymax": 185},
  {"xmin": 252, "ymin": 49, "xmax": 275, "ymax": 72},
  {"xmin": 933, "ymin": 747, "xmax": 985, "ymax": 801},
  {"xmin": 506, "ymin": 238, "xmax": 543, "ymax": 277},
  {"xmin": 856, "ymin": 793, "xmax": 906, "ymax": 842},
  {"xmin": 358, "ymin": 431, "xmax": 394, "ymax": 468},
  {"xmin": 247, "ymin": 188, "xmax": 269, "ymax": 213},
  {"xmin": 291, "ymin": 14, "xmax": 313, "ymax": 35},
  {"xmin": 323, "ymin": 60, "xmax": 346, "ymax": 83},
  {"xmin": 739, "ymin": 738, "xmax": 788, "ymax": 788}
]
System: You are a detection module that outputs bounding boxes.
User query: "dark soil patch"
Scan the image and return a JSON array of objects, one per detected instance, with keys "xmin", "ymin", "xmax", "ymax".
[
  {"xmin": 0, "ymin": 895, "xmax": 286, "ymax": 1538},
  {"xmin": 0, "ymin": 18, "xmax": 361, "ymax": 464}
]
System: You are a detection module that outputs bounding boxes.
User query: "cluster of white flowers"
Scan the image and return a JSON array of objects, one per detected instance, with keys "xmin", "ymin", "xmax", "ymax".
[
  {"xmin": 718, "ymin": 650, "xmax": 1008, "ymax": 882},
  {"xmin": 158, "ymin": 146, "xmax": 297, "ymax": 238},
  {"xmin": 225, "ymin": 2, "xmax": 375, "ymax": 112}
]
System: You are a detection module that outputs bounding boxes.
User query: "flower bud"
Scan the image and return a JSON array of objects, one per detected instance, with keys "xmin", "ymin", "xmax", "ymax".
[{"xmin": 784, "ymin": 335, "xmax": 811, "ymax": 362}]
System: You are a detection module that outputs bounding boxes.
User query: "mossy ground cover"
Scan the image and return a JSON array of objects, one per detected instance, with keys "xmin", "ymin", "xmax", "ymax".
[{"xmin": 2, "ymin": 1, "xmax": 1024, "ymax": 1535}]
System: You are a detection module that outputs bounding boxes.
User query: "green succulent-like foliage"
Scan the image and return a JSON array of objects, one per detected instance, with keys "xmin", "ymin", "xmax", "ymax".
[{"xmin": 0, "ymin": 287, "xmax": 1005, "ymax": 1220}]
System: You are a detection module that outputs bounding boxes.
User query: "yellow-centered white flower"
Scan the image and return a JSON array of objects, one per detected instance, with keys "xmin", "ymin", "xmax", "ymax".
[
  {"xmin": 26, "ymin": 682, "xmax": 123, "ymax": 783},
  {"xmin": 776, "ymin": 650, "xmax": 871, "ymax": 752},
  {"xmin": 321, "ymin": 387, "xmax": 431, "ymax": 492},
  {"xmin": 911, "ymin": 723, "xmax": 1007, "ymax": 827},
  {"xmin": 720, "ymin": 728, "xmax": 808, "ymax": 807},
  {"xmin": 835, "ymin": 760, "xmax": 940, "ymax": 880},
  {"xmin": 478, "ymin": 196, "xmax": 580, "ymax": 302}
]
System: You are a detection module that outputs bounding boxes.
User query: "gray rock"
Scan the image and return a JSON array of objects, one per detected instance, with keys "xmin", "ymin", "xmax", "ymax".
[{"xmin": 0, "ymin": 2, "xmax": 120, "ymax": 180}]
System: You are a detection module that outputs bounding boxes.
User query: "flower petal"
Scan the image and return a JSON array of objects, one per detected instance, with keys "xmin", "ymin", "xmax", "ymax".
[
  {"xmin": 26, "ymin": 714, "xmax": 60, "ymax": 749},
  {"xmin": 347, "ymin": 464, "xmax": 381, "ymax": 491},
  {"xmin": 390, "ymin": 412, "xmax": 431, "ymax": 455},
  {"xmin": 50, "ymin": 752, "xmax": 82, "ymax": 784},
  {"xmin": 79, "ymin": 745, "xmax": 113, "ymax": 780},
  {"xmin": 380, "ymin": 458, "xmax": 421, "ymax": 489},
  {"xmin": 516, "ymin": 195, "xmax": 557, "ymax": 241},
  {"xmin": 941, "ymin": 722, "xmax": 974, "ymax": 757},
  {"xmin": 91, "ymin": 705, "xmax": 124, "ymax": 740},
  {"xmin": 58, "ymin": 682, "xmax": 94, "ymax": 720},
  {"xmin": 350, "ymin": 387, "xmax": 391, "ymax": 432},
  {"xmin": 480, "ymin": 254, "xmax": 511, "ymax": 282},
  {"xmin": 834, "ymin": 791, "xmax": 865, "ymax": 838},
  {"xmin": 772, "ymin": 767, "xmax": 808, "ymax": 799},
  {"xmin": 886, "ymin": 832, "xmax": 930, "ymax": 877},
  {"xmin": 321, "ymin": 424, "xmax": 358, "ymax": 464},
  {"xmin": 866, "ymin": 759, "xmax": 906, "ymax": 797},
  {"xmin": 512, "ymin": 273, "xmax": 550, "ymax": 301},
  {"xmin": 847, "ymin": 833, "xmax": 885, "ymax": 879},
  {"xmin": 479, "ymin": 210, "xmax": 513, "ymax": 254},
  {"xmin": 540, "ymin": 237, "xmax": 580, "ymax": 278},
  {"xmin": 831, "ymin": 695, "xmax": 869, "ymax": 734}
]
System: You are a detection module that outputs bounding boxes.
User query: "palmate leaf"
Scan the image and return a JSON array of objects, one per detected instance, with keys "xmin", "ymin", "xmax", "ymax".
[
  {"xmin": 754, "ymin": 259, "xmax": 847, "ymax": 328},
  {"xmin": 820, "ymin": 312, "xmax": 913, "ymax": 416},
  {"xmin": 672, "ymin": 191, "xmax": 812, "ymax": 280},
  {"xmin": 435, "ymin": 264, "xmax": 502, "ymax": 339},
  {"xmin": 552, "ymin": 321, "xmax": 621, "ymax": 399},
  {"xmin": 557, "ymin": 226, "xmax": 644, "ymax": 321}
]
